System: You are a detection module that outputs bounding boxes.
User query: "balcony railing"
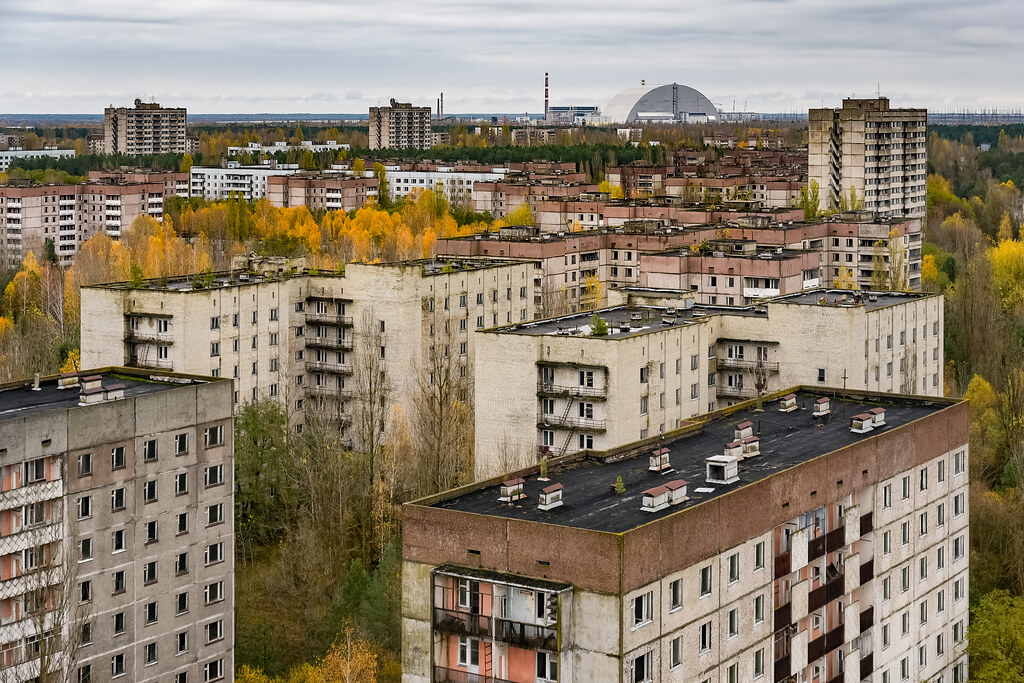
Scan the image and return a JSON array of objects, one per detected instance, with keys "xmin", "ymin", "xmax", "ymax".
[
  {"xmin": 808, "ymin": 573, "xmax": 845, "ymax": 612},
  {"xmin": 860, "ymin": 653, "xmax": 873, "ymax": 681},
  {"xmin": 774, "ymin": 602, "xmax": 792, "ymax": 632},
  {"xmin": 305, "ymin": 361, "xmax": 353, "ymax": 375},
  {"xmin": 860, "ymin": 559, "xmax": 874, "ymax": 585},
  {"xmin": 715, "ymin": 357, "xmax": 779, "ymax": 372},
  {"xmin": 774, "ymin": 551, "xmax": 791, "ymax": 578},
  {"xmin": 126, "ymin": 329, "xmax": 173, "ymax": 344},
  {"xmin": 717, "ymin": 385, "xmax": 756, "ymax": 399},
  {"xmin": 860, "ymin": 511, "xmax": 873, "ymax": 536},
  {"xmin": 860, "ymin": 606, "xmax": 874, "ymax": 634},
  {"xmin": 126, "ymin": 357, "xmax": 172, "ymax": 370},
  {"xmin": 304, "ymin": 336, "xmax": 354, "ymax": 351},
  {"xmin": 433, "ymin": 607, "xmax": 557, "ymax": 651},
  {"xmin": 536, "ymin": 413, "xmax": 607, "ymax": 431},
  {"xmin": 305, "ymin": 313, "xmax": 353, "ymax": 326},
  {"xmin": 433, "ymin": 666, "xmax": 515, "ymax": 683},
  {"xmin": 807, "ymin": 624, "xmax": 844, "ymax": 662},
  {"xmin": 306, "ymin": 385, "xmax": 354, "ymax": 400},
  {"xmin": 537, "ymin": 381, "xmax": 607, "ymax": 399}
]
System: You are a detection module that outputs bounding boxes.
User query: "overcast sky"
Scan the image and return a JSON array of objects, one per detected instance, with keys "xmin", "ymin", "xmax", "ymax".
[{"xmin": 1, "ymin": 0, "xmax": 1019, "ymax": 115}]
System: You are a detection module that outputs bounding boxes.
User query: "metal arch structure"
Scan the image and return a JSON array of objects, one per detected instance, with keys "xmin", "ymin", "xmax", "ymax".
[{"xmin": 603, "ymin": 83, "xmax": 720, "ymax": 124}]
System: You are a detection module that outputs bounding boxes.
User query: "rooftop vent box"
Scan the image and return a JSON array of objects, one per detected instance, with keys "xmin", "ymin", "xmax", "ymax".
[
  {"xmin": 850, "ymin": 413, "xmax": 874, "ymax": 434},
  {"xmin": 868, "ymin": 407, "xmax": 886, "ymax": 426},
  {"xmin": 742, "ymin": 436, "xmax": 760, "ymax": 458},
  {"xmin": 664, "ymin": 479, "xmax": 689, "ymax": 504},
  {"xmin": 79, "ymin": 386, "xmax": 105, "ymax": 404},
  {"xmin": 81, "ymin": 375, "xmax": 103, "ymax": 392},
  {"xmin": 499, "ymin": 477, "xmax": 526, "ymax": 503},
  {"xmin": 779, "ymin": 393, "xmax": 798, "ymax": 412},
  {"xmin": 813, "ymin": 397, "xmax": 831, "ymax": 417},
  {"xmin": 662, "ymin": 314, "xmax": 677, "ymax": 325},
  {"xmin": 734, "ymin": 421, "xmax": 754, "ymax": 440},
  {"xmin": 649, "ymin": 448, "xmax": 672, "ymax": 473},
  {"xmin": 706, "ymin": 454, "xmax": 740, "ymax": 485},
  {"xmin": 58, "ymin": 373, "xmax": 80, "ymax": 390},
  {"xmin": 723, "ymin": 440, "xmax": 743, "ymax": 458},
  {"xmin": 641, "ymin": 486, "xmax": 671, "ymax": 513},
  {"xmin": 538, "ymin": 483, "xmax": 564, "ymax": 511},
  {"xmin": 630, "ymin": 312, "xmax": 643, "ymax": 322},
  {"xmin": 104, "ymin": 384, "xmax": 126, "ymax": 401}
]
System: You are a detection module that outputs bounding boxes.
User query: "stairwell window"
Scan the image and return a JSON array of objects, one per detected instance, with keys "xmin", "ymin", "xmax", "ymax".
[{"xmin": 632, "ymin": 651, "xmax": 652, "ymax": 683}]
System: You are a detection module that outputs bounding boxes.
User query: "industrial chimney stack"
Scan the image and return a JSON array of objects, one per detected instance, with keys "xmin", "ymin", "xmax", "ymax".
[{"xmin": 544, "ymin": 73, "xmax": 549, "ymax": 122}]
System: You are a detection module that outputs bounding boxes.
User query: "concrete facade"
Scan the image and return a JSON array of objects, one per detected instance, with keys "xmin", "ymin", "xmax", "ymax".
[
  {"xmin": 809, "ymin": 99, "xmax": 927, "ymax": 220},
  {"xmin": 104, "ymin": 101, "xmax": 188, "ymax": 156},
  {"xmin": 473, "ymin": 290, "xmax": 943, "ymax": 479},
  {"xmin": 265, "ymin": 175, "xmax": 377, "ymax": 212},
  {"xmin": 80, "ymin": 256, "xmax": 534, "ymax": 442},
  {"xmin": 403, "ymin": 389, "xmax": 969, "ymax": 683},
  {"xmin": 0, "ymin": 181, "xmax": 165, "ymax": 268},
  {"xmin": 189, "ymin": 164, "xmax": 298, "ymax": 201},
  {"xmin": 369, "ymin": 100, "xmax": 433, "ymax": 150},
  {"xmin": 0, "ymin": 368, "xmax": 233, "ymax": 683},
  {"xmin": 0, "ymin": 148, "xmax": 75, "ymax": 172}
]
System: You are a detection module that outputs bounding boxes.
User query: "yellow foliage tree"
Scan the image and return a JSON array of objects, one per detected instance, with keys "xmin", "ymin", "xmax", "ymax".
[
  {"xmin": 833, "ymin": 265, "xmax": 858, "ymax": 290},
  {"xmin": 998, "ymin": 211, "xmax": 1015, "ymax": 242},
  {"xmin": 610, "ymin": 184, "xmax": 624, "ymax": 199},
  {"xmin": 989, "ymin": 238, "xmax": 1024, "ymax": 311},
  {"xmin": 498, "ymin": 202, "xmax": 536, "ymax": 227},
  {"xmin": 598, "ymin": 180, "xmax": 612, "ymax": 194},
  {"xmin": 60, "ymin": 349, "xmax": 81, "ymax": 374},
  {"xmin": 921, "ymin": 254, "xmax": 939, "ymax": 291}
]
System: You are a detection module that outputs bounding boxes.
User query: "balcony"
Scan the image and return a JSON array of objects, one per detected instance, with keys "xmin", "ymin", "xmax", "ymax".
[
  {"xmin": 433, "ymin": 607, "xmax": 557, "ymax": 651},
  {"xmin": 0, "ymin": 479, "xmax": 63, "ymax": 512},
  {"xmin": 808, "ymin": 573, "xmax": 845, "ymax": 612},
  {"xmin": 860, "ymin": 606, "xmax": 874, "ymax": 634},
  {"xmin": 859, "ymin": 511, "xmax": 873, "ymax": 536},
  {"xmin": 537, "ymin": 381, "xmax": 607, "ymax": 400},
  {"xmin": 305, "ymin": 360, "xmax": 353, "ymax": 375},
  {"xmin": 305, "ymin": 336, "xmax": 353, "ymax": 351},
  {"xmin": 859, "ymin": 559, "xmax": 874, "ymax": 585},
  {"xmin": 715, "ymin": 357, "xmax": 779, "ymax": 372},
  {"xmin": 306, "ymin": 385, "xmax": 354, "ymax": 400},
  {"xmin": 305, "ymin": 314, "xmax": 353, "ymax": 326},
  {"xmin": 126, "ymin": 357, "xmax": 172, "ymax": 370},
  {"xmin": 774, "ymin": 601, "xmax": 792, "ymax": 632},
  {"xmin": 126, "ymin": 329, "xmax": 173, "ymax": 344},
  {"xmin": 433, "ymin": 666, "xmax": 515, "ymax": 683},
  {"xmin": 743, "ymin": 287, "xmax": 780, "ymax": 299},
  {"xmin": 808, "ymin": 526, "xmax": 846, "ymax": 563},
  {"xmin": 807, "ymin": 624, "xmax": 844, "ymax": 662},
  {"xmin": 717, "ymin": 385, "xmax": 756, "ymax": 399},
  {"xmin": 860, "ymin": 653, "xmax": 873, "ymax": 681},
  {"xmin": 775, "ymin": 551, "xmax": 791, "ymax": 578},
  {"xmin": 536, "ymin": 412, "xmax": 607, "ymax": 431}
]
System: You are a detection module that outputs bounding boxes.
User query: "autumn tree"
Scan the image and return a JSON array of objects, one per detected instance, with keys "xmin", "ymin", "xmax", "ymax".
[
  {"xmin": 833, "ymin": 265, "xmax": 858, "ymax": 290},
  {"xmin": 372, "ymin": 163, "xmax": 391, "ymax": 208},
  {"xmin": 798, "ymin": 179, "xmax": 820, "ymax": 220}
]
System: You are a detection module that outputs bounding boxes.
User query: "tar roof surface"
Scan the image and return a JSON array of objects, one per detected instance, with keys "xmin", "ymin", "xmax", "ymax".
[
  {"xmin": 496, "ymin": 305, "xmax": 701, "ymax": 338},
  {"xmin": 432, "ymin": 392, "xmax": 946, "ymax": 533},
  {"xmin": 773, "ymin": 290, "xmax": 933, "ymax": 311},
  {"xmin": 0, "ymin": 374, "xmax": 197, "ymax": 421}
]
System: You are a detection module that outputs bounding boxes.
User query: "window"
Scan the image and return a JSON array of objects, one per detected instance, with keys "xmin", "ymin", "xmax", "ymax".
[
  {"xmin": 882, "ymin": 576, "xmax": 891, "ymax": 601},
  {"xmin": 901, "ymin": 566, "xmax": 910, "ymax": 592},
  {"xmin": 78, "ymin": 495, "xmax": 92, "ymax": 520},
  {"xmin": 78, "ymin": 452, "xmax": 93, "ymax": 476},
  {"xmin": 177, "ymin": 631, "xmax": 188, "ymax": 654},
  {"xmin": 901, "ymin": 521, "xmax": 910, "ymax": 545},
  {"xmin": 937, "ymin": 502, "xmax": 945, "ymax": 527},
  {"xmin": 175, "ymin": 472, "xmax": 188, "ymax": 495},
  {"xmin": 700, "ymin": 565, "xmax": 712, "ymax": 596},
  {"xmin": 954, "ymin": 535, "xmax": 965, "ymax": 560},
  {"xmin": 920, "ymin": 600, "xmax": 928, "ymax": 625},
  {"xmin": 143, "ymin": 439, "xmax": 158, "ymax": 461},
  {"xmin": 210, "ymin": 341, "xmax": 220, "ymax": 357},
  {"xmin": 205, "ymin": 464, "xmax": 224, "ymax": 486},
  {"xmin": 754, "ymin": 647, "xmax": 765, "ymax": 678},
  {"xmin": 639, "ymin": 366, "xmax": 648, "ymax": 383},
  {"xmin": 938, "ymin": 459, "xmax": 945, "ymax": 482},
  {"xmin": 210, "ymin": 316, "xmax": 219, "ymax": 330},
  {"xmin": 690, "ymin": 383, "xmax": 699, "ymax": 400},
  {"xmin": 204, "ymin": 425, "xmax": 224, "ymax": 447},
  {"xmin": 938, "ymin": 589, "xmax": 945, "ymax": 613},
  {"xmin": 937, "ymin": 545, "xmax": 945, "ymax": 569},
  {"xmin": 111, "ymin": 487, "xmax": 125, "ymax": 511},
  {"xmin": 754, "ymin": 541, "xmax": 765, "ymax": 570},
  {"xmin": 78, "ymin": 665, "xmax": 91, "ymax": 683},
  {"xmin": 144, "ymin": 479, "xmax": 157, "ymax": 503},
  {"xmin": 902, "ymin": 475, "xmax": 910, "ymax": 499},
  {"xmin": 882, "ymin": 623, "xmax": 890, "ymax": 649},
  {"xmin": 207, "ymin": 503, "xmax": 224, "ymax": 526},
  {"xmin": 111, "ymin": 654, "xmax": 126, "ymax": 678},
  {"xmin": 669, "ymin": 579, "xmax": 682, "ymax": 611},
  {"xmin": 670, "ymin": 636, "xmax": 682, "ymax": 669},
  {"xmin": 920, "ymin": 511, "xmax": 928, "ymax": 536},
  {"xmin": 728, "ymin": 553, "xmax": 740, "ymax": 583},
  {"xmin": 754, "ymin": 594, "xmax": 765, "ymax": 623},
  {"xmin": 457, "ymin": 636, "xmax": 479, "ymax": 667},
  {"xmin": 145, "ymin": 601, "xmax": 157, "ymax": 624},
  {"xmin": 204, "ymin": 658, "xmax": 224, "ymax": 682},
  {"xmin": 632, "ymin": 651, "xmax": 652, "ymax": 683},
  {"xmin": 176, "ymin": 591, "xmax": 189, "ymax": 614},
  {"xmin": 175, "ymin": 433, "xmax": 188, "ymax": 454},
  {"xmin": 112, "ymin": 529, "xmax": 125, "ymax": 553},
  {"xmin": 632, "ymin": 591, "xmax": 652, "ymax": 627},
  {"xmin": 204, "ymin": 581, "xmax": 224, "ymax": 604},
  {"xmin": 205, "ymin": 542, "xmax": 224, "ymax": 565},
  {"xmin": 113, "ymin": 611, "xmax": 125, "ymax": 635},
  {"xmin": 920, "ymin": 468, "xmax": 928, "ymax": 491},
  {"xmin": 919, "ymin": 556, "xmax": 927, "ymax": 580},
  {"xmin": 144, "ymin": 642, "xmax": 157, "ymax": 665},
  {"xmin": 883, "ymin": 484, "xmax": 891, "ymax": 508},
  {"xmin": 640, "ymin": 396, "xmax": 648, "ymax": 415},
  {"xmin": 80, "ymin": 537, "xmax": 93, "ymax": 561},
  {"xmin": 112, "ymin": 446, "xmax": 125, "ymax": 469},
  {"xmin": 176, "ymin": 552, "xmax": 188, "ymax": 576},
  {"xmin": 728, "ymin": 607, "xmax": 739, "ymax": 637},
  {"xmin": 178, "ymin": 512, "xmax": 188, "ymax": 534},
  {"xmin": 80, "ymin": 580, "xmax": 92, "ymax": 603},
  {"xmin": 817, "ymin": 368, "xmax": 825, "ymax": 382},
  {"xmin": 901, "ymin": 611, "xmax": 910, "ymax": 636},
  {"xmin": 699, "ymin": 621, "xmax": 712, "ymax": 652},
  {"xmin": 954, "ymin": 451, "xmax": 965, "ymax": 474},
  {"xmin": 954, "ymin": 492, "xmax": 965, "ymax": 517},
  {"xmin": 144, "ymin": 561, "xmax": 157, "ymax": 584}
]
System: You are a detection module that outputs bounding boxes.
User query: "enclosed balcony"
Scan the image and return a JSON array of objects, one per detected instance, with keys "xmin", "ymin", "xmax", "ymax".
[{"xmin": 433, "ymin": 607, "xmax": 558, "ymax": 651}]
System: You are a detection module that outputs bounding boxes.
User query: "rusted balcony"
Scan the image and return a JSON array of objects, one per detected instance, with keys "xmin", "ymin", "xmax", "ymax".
[
  {"xmin": 305, "ymin": 313, "xmax": 353, "ymax": 326},
  {"xmin": 807, "ymin": 624, "xmax": 844, "ymax": 662},
  {"xmin": 537, "ymin": 381, "xmax": 607, "ymax": 400},
  {"xmin": 808, "ymin": 573, "xmax": 845, "ymax": 612},
  {"xmin": 715, "ymin": 357, "xmax": 779, "ymax": 372},
  {"xmin": 305, "ymin": 336, "xmax": 354, "ymax": 351},
  {"xmin": 717, "ymin": 385, "xmax": 757, "ymax": 399},
  {"xmin": 537, "ymin": 413, "xmax": 606, "ymax": 431},
  {"xmin": 305, "ymin": 360, "xmax": 353, "ymax": 375},
  {"xmin": 433, "ymin": 607, "xmax": 557, "ymax": 651},
  {"xmin": 775, "ymin": 551, "xmax": 791, "ymax": 578}
]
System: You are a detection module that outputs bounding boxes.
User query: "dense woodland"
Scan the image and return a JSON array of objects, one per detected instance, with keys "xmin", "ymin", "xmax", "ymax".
[{"xmin": 5, "ymin": 120, "xmax": 1024, "ymax": 677}]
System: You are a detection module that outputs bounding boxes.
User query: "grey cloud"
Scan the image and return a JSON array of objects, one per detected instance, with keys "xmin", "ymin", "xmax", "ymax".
[{"xmin": 0, "ymin": 0, "xmax": 1020, "ymax": 114}]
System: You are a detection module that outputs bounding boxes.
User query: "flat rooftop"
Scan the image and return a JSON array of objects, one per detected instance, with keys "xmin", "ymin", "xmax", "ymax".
[
  {"xmin": 494, "ymin": 305, "xmax": 702, "ymax": 338},
  {"xmin": 431, "ymin": 390, "xmax": 949, "ymax": 533},
  {"xmin": 0, "ymin": 369, "xmax": 216, "ymax": 421},
  {"xmin": 772, "ymin": 289, "xmax": 934, "ymax": 311}
]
